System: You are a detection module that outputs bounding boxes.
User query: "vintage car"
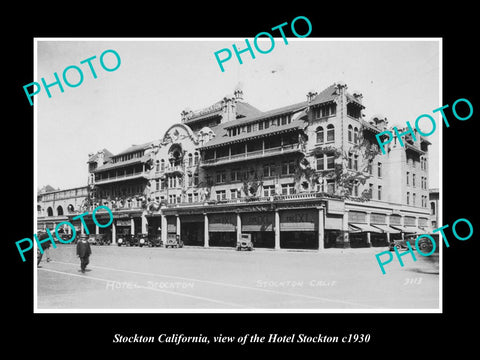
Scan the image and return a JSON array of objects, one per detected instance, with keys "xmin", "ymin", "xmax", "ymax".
[
  {"xmin": 236, "ymin": 233, "xmax": 253, "ymax": 251},
  {"xmin": 117, "ymin": 234, "xmax": 135, "ymax": 246},
  {"xmin": 133, "ymin": 233, "xmax": 148, "ymax": 247},
  {"xmin": 165, "ymin": 234, "xmax": 184, "ymax": 248},
  {"xmin": 147, "ymin": 233, "xmax": 162, "ymax": 247},
  {"xmin": 389, "ymin": 234, "xmax": 435, "ymax": 252}
]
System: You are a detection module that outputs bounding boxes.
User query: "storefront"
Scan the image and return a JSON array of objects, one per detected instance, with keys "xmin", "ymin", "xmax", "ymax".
[
  {"xmin": 279, "ymin": 209, "xmax": 318, "ymax": 249},
  {"xmin": 208, "ymin": 213, "xmax": 237, "ymax": 247},
  {"xmin": 180, "ymin": 214, "xmax": 204, "ymax": 246},
  {"xmin": 241, "ymin": 212, "xmax": 275, "ymax": 248}
]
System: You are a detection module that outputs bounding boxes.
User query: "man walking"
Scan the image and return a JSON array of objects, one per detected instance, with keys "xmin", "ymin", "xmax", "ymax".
[{"xmin": 76, "ymin": 236, "xmax": 92, "ymax": 273}]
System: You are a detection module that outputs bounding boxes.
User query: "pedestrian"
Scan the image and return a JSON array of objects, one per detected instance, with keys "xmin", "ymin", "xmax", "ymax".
[
  {"xmin": 36, "ymin": 230, "xmax": 51, "ymax": 266},
  {"xmin": 76, "ymin": 236, "xmax": 92, "ymax": 273}
]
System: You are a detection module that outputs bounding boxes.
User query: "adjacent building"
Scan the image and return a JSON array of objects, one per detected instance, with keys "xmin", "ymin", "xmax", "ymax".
[{"xmin": 37, "ymin": 82, "xmax": 434, "ymax": 250}]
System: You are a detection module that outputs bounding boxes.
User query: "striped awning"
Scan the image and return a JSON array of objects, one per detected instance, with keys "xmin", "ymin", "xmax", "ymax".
[
  {"xmin": 349, "ymin": 223, "xmax": 383, "ymax": 233},
  {"xmin": 371, "ymin": 224, "xmax": 401, "ymax": 234}
]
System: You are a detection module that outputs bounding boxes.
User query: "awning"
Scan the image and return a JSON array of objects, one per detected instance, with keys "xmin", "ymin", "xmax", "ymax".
[
  {"xmin": 371, "ymin": 224, "xmax": 401, "ymax": 234},
  {"xmin": 391, "ymin": 225, "xmax": 424, "ymax": 234},
  {"xmin": 349, "ymin": 223, "xmax": 383, "ymax": 233}
]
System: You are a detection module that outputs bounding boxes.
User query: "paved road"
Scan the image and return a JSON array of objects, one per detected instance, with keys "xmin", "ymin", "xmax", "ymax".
[{"xmin": 36, "ymin": 244, "xmax": 440, "ymax": 311}]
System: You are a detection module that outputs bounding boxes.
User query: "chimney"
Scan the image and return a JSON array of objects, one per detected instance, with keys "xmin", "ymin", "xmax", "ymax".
[
  {"xmin": 352, "ymin": 91, "xmax": 363, "ymax": 104},
  {"xmin": 234, "ymin": 88, "xmax": 244, "ymax": 101},
  {"xmin": 306, "ymin": 90, "xmax": 318, "ymax": 103}
]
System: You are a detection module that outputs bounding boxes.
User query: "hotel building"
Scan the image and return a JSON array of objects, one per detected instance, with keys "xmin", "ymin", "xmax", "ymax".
[{"xmin": 38, "ymin": 82, "xmax": 432, "ymax": 249}]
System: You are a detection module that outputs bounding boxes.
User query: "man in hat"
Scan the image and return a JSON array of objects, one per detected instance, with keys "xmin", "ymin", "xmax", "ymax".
[{"xmin": 76, "ymin": 236, "xmax": 92, "ymax": 273}]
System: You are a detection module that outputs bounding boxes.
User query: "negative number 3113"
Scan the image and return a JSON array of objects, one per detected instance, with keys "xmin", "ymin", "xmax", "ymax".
[{"xmin": 404, "ymin": 278, "xmax": 422, "ymax": 285}]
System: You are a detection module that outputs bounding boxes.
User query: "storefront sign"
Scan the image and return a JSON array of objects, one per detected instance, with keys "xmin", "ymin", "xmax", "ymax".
[
  {"xmin": 280, "ymin": 209, "xmax": 317, "ymax": 231},
  {"xmin": 209, "ymin": 213, "xmax": 236, "ymax": 232},
  {"xmin": 242, "ymin": 212, "xmax": 274, "ymax": 232}
]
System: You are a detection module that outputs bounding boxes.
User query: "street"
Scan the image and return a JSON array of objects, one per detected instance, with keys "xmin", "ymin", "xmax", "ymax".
[{"xmin": 36, "ymin": 244, "xmax": 440, "ymax": 311}]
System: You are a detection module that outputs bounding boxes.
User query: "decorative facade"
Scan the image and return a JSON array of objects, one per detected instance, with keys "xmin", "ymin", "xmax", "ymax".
[{"xmin": 37, "ymin": 82, "xmax": 433, "ymax": 249}]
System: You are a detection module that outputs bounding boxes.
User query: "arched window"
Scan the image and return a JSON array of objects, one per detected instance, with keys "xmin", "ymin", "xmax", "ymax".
[
  {"xmin": 37, "ymin": 205, "xmax": 42, "ymax": 215},
  {"xmin": 160, "ymin": 159, "xmax": 165, "ymax": 171},
  {"xmin": 353, "ymin": 127, "xmax": 359, "ymax": 144},
  {"xmin": 47, "ymin": 207, "xmax": 53, "ymax": 217},
  {"xmin": 57, "ymin": 206, "xmax": 63, "ymax": 216},
  {"xmin": 155, "ymin": 160, "xmax": 160, "ymax": 172},
  {"xmin": 188, "ymin": 153, "xmax": 193, "ymax": 167},
  {"xmin": 348, "ymin": 125, "xmax": 353, "ymax": 142},
  {"xmin": 316, "ymin": 126, "xmax": 324, "ymax": 144},
  {"xmin": 194, "ymin": 152, "xmax": 199, "ymax": 165},
  {"xmin": 326, "ymin": 124, "xmax": 335, "ymax": 142},
  {"xmin": 431, "ymin": 202, "xmax": 436, "ymax": 215}
]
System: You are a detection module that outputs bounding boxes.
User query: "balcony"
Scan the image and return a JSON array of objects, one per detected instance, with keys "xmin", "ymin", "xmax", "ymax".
[
  {"xmin": 94, "ymin": 171, "xmax": 148, "ymax": 185},
  {"xmin": 201, "ymin": 143, "xmax": 303, "ymax": 167},
  {"xmin": 163, "ymin": 165, "xmax": 184, "ymax": 175}
]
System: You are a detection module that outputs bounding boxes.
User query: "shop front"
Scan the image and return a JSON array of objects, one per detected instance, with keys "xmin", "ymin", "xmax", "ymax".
[
  {"xmin": 208, "ymin": 213, "xmax": 237, "ymax": 247},
  {"xmin": 279, "ymin": 209, "xmax": 318, "ymax": 249},
  {"xmin": 241, "ymin": 212, "xmax": 275, "ymax": 248},
  {"xmin": 180, "ymin": 214, "xmax": 204, "ymax": 246}
]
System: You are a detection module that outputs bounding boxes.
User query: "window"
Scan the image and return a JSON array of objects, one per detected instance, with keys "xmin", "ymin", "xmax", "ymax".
[
  {"xmin": 348, "ymin": 152, "xmax": 353, "ymax": 169},
  {"xmin": 259, "ymin": 122, "xmax": 263, "ymax": 130},
  {"xmin": 377, "ymin": 162, "xmax": 382, "ymax": 178},
  {"xmin": 193, "ymin": 173, "xmax": 199, "ymax": 186},
  {"xmin": 316, "ymin": 126, "xmax": 324, "ymax": 144},
  {"xmin": 188, "ymin": 153, "xmax": 193, "ymax": 167},
  {"xmin": 369, "ymin": 183, "xmax": 373, "ymax": 197},
  {"xmin": 216, "ymin": 190, "xmax": 226, "ymax": 201},
  {"xmin": 407, "ymin": 192, "xmax": 410, "ymax": 205},
  {"xmin": 187, "ymin": 193, "xmax": 193, "ymax": 203},
  {"xmin": 281, "ymin": 116, "xmax": 287, "ymax": 125},
  {"xmin": 155, "ymin": 160, "xmax": 160, "ymax": 172},
  {"xmin": 354, "ymin": 127, "xmax": 359, "ymax": 144},
  {"xmin": 326, "ymin": 180, "xmax": 335, "ymax": 194},
  {"xmin": 316, "ymin": 155, "xmax": 324, "ymax": 171},
  {"xmin": 348, "ymin": 125, "xmax": 353, "ymax": 142},
  {"xmin": 282, "ymin": 160, "xmax": 296, "ymax": 175},
  {"xmin": 352, "ymin": 181, "xmax": 359, "ymax": 197},
  {"xmin": 326, "ymin": 124, "xmax": 335, "ymax": 142},
  {"xmin": 281, "ymin": 183, "xmax": 295, "ymax": 195},
  {"xmin": 231, "ymin": 168, "xmax": 241, "ymax": 181},
  {"xmin": 230, "ymin": 189, "xmax": 239, "ymax": 199},
  {"xmin": 406, "ymin": 172, "xmax": 410, "ymax": 186},
  {"xmin": 412, "ymin": 174, "xmax": 416, "ymax": 187},
  {"xmin": 216, "ymin": 171, "xmax": 226, "ymax": 184},
  {"xmin": 247, "ymin": 124, "xmax": 252, "ymax": 133},
  {"xmin": 353, "ymin": 154, "xmax": 358, "ymax": 171},
  {"xmin": 431, "ymin": 202, "xmax": 436, "ymax": 215},
  {"xmin": 263, "ymin": 163, "xmax": 276, "ymax": 177},
  {"xmin": 412, "ymin": 193, "xmax": 416, "ymax": 206},
  {"xmin": 326, "ymin": 154, "xmax": 335, "ymax": 169},
  {"xmin": 264, "ymin": 120, "xmax": 270, "ymax": 129},
  {"xmin": 263, "ymin": 185, "xmax": 275, "ymax": 197},
  {"xmin": 187, "ymin": 173, "xmax": 193, "ymax": 187},
  {"xmin": 378, "ymin": 185, "xmax": 382, "ymax": 200},
  {"xmin": 160, "ymin": 159, "xmax": 165, "ymax": 171},
  {"xmin": 155, "ymin": 179, "xmax": 160, "ymax": 191},
  {"xmin": 193, "ymin": 193, "xmax": 199, "ymax": 202},
  {"xmin": 367, "ymin": 159, "xmax": 373, "ymax": 175}
]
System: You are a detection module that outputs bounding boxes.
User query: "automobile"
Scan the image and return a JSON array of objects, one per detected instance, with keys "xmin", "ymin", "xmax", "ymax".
[
  {"xmin": 96, "ymin": 233, "xmax": 111, "ymax": 246},
  {"xmin": 87, "ymin": 234, "xmax": 97, "ymax": 245},
  {"xmin": 165, "ymin": 234, "xmax": 183, "ymax": 248},
  {"xmin": 389, "ymin": 235, "xmax": 434, "ymax": 252},
  {"xmin": 117, "ymin": 234, "xmax": 134, "ymax": 246},
  {"xmin": 147, "ymin": 233, "xmax": 162, "ymax": 247},
  {"xmin": 236, "ymin": 233, "xmax": 253, "ymax": 251},
  {"xmin": 133, "ymin": 233, "xmax": 148, "ymax": 247}
]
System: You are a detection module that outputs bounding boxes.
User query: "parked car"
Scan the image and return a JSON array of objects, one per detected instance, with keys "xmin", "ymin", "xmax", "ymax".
[
  {"xmin": 117, "ymin": 234, "xmax": 134, "ymax": 246},
  {"xmin": 165, "ymin": 234, "xmax": 183, "ymax": 248},
  {"xmin": 389, "ymin": 235, "xmax": 434, "ymax": 252},
  {"xmin": 96, "ymin": 233, "xmax": 111, "ymax": 246},
  {"xmin": 236, "ymin": 233, "xmax": 253, "ymax": 251},
  {"xmin": 147, "ymin": 233, "xmax": 162, "ymax": 247},
  {"xmin": 133, "ymin": 233, "xmax": 148, "ymax": 247}
]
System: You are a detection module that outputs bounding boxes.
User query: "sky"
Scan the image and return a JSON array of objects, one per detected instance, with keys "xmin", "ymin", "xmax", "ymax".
[{"xmin": 36, "ymin": 38, "xmax": 440, "ymax": 190}]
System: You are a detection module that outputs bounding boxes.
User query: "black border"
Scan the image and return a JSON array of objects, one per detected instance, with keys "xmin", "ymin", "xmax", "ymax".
[{"xmin": 7, "ymin": 5, "xmax": 478, "ymax": 354}]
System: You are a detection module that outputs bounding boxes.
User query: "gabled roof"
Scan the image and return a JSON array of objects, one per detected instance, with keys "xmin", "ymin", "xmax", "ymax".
[
  {"xmin": 236, "ymin": 101, "xmax": 263, "ymax": 118},
  {"xmin": 224, "ymin": 101, "xmax": 308, "ymax": 129},
  {"xmin": 200, "ymin": 117, "xmax": 307, "ymax": 149},
  {"xmin": 115, "ymin": 141, "xmax": 156, "ymax": 156},
  {"xmin": 87, "ymin": 148, "xmax": 113, "ymax": 163}
]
